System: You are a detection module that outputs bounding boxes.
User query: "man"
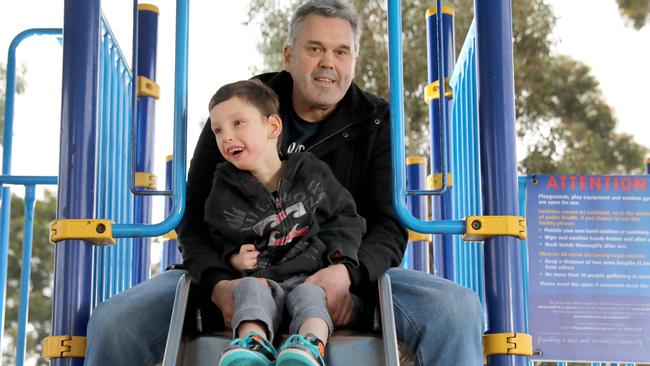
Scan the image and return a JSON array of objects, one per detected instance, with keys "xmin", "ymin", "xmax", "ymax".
[{"xmin": 85, "ymin": 1, "xmax": 483, "ymax": 365}]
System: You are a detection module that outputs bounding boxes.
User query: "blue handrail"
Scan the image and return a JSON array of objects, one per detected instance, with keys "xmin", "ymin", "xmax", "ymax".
[
  {"xmin": 111, "ymin": 0, "xmax": 188, "ymax": 238},
  {"xmin": 387, "ymin": 0, "xmax": 464, "ymax": 234},
  {"xmin": 0, "ymin": 28, "xmax": 62, "ymax": 359}
]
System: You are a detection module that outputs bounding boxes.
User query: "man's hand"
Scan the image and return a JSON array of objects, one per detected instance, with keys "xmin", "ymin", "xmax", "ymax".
[
  {"xmin": 229, "ymin": 244, "xmax": 259, "ymax": 271},
  {"xmin": 211, "ymin": 279, "xmax": 243, "ymax": 326},
  {"xmin": 212, "ymin": 277, "xmax": 269, "ymax": 327},
  {"xmin": 305, "ymin": 264, "xmax": 356, "ymax": 327}
]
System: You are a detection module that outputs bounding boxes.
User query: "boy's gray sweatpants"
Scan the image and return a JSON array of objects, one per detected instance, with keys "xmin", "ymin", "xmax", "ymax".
[{"xmin": 230, "ymin": 275, "xmax": 333, "ymax": 341}]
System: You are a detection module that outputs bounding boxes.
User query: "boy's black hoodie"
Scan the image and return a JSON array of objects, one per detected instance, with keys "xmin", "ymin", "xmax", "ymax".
[{"xmin": 203, "ymin": 152, "xmax": 364, "ymax": 282}]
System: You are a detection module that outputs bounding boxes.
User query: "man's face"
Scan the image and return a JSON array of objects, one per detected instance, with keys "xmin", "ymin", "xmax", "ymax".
[{"xmin": 284, "ymin": 14, "xmax": 357, "ymax": 117}]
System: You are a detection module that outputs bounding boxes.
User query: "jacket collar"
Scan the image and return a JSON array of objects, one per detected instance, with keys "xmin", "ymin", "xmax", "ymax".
[{"xmin": 214, "ymin": 152, "xmax": 310, "ymax": 196}]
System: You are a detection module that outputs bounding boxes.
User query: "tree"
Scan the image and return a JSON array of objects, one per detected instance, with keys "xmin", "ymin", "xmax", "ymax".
[
  {"xmin": 616, "ymin": 0, "xmax": 650, "ymax": 29},
  {"xmin": 246, "ymin": 0, "xmax": 647, "ymax": 174},
  {"xmin": 1, "ymin": 62, "xmax": 27, "ymax": 140},
  {"xmin": 2, "ymin": 191, "xmax": 56, "ymax": 365}
]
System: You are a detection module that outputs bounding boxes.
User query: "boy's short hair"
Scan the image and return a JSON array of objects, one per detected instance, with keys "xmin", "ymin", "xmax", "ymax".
[{"xmin": 208, "ymin": 79, "xmax": 280, "ymax": 117}]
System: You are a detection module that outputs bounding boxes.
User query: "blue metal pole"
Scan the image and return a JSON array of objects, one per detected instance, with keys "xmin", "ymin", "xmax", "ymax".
[
  {"xmin": 0, "ymin": 29, "xmax": 61, "ymax": 353},
  {"xmin": 16, "ymin": 185, "xmax": 36, "ymax": 366},
  {"xmin": 132, "ymin": 4, "xmax": 160, "ymax": 284},
  {"xmin": 646, "ymin": 157, "xmax": 650, "ymax": 175},
  {"xmin": 51, "ymin": 0, "xmax": 100, "ymax": 364},
  {"xmin": 406, "ymin": 157, "xmax": 430, "ymax": 272},
  {"xmin": 162, "ymin": 156, "xmax": 183, "ymax": 270},
  {"xmin": 426, "ymin": 5, "xmax": 455, "ymax": 280},
  {"xmin": 474, "ymin": 0, "xmax": 527, "ymax": 365}
]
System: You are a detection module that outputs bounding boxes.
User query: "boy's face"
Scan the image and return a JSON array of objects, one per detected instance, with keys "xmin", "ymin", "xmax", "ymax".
[
  {"xmin": 283, "ymin": 14, "xmax": 357, "ymax": 116},
  {"xmin": 209, "ymin": 97, "xmax": 281, "ymax": 172}
]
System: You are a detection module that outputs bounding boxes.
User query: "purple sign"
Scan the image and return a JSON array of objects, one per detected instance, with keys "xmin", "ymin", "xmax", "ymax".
[{"xmin": 527, "ymin": 175, "xmax": 650, "ymax": 363}]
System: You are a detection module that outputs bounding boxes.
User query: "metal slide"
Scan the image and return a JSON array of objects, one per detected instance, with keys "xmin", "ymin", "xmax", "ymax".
[{"xmin": 162, "ymin": 274, "xmax": 400, "ymax": 366}]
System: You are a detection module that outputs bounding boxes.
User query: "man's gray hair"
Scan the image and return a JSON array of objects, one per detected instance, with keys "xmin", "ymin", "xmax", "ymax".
[{"xmin": 288, "ymin": 0, "xmax": 361, "ymax": 55}]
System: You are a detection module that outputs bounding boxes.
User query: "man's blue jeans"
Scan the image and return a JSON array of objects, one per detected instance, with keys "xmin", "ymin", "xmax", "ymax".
[{"xmin": 85, "ymin": 268, "xmax": 484, "ymax": 366}]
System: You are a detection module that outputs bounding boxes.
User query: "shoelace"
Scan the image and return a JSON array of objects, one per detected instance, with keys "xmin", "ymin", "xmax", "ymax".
[
  {"xmin": 230, "ymin": 332, "xmax": 277, "ymax": 361},
  {"xmin": 283, "ymin": 334, "xmax": 326, "ymax": 365}
]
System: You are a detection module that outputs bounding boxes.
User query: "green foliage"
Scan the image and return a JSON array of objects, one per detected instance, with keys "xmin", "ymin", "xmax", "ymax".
[
  {"xmin": 616, "ymin": 0, "xmax": 650, "ymax": 29},
  {"xmin": 1, "ymin": 62, "xmax": 28, "ymax": 143},
  {"xmin": 2, "ymin": 190, "xmax": 56, "ymax": 365},
  {"xmin": 247, "ymin": 0, "xmax": 647, "ymax": 174}
]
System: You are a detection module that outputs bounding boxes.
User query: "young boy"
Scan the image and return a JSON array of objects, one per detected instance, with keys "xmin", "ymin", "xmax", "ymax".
[{"xmin": 204, "ymin": 79, "xmax": 365, "ymax": 366}]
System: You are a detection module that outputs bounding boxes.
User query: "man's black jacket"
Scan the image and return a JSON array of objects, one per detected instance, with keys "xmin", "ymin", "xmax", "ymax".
[{"xmin": 179, "ymin": 71, "xmax": 407, "ymax": 319}]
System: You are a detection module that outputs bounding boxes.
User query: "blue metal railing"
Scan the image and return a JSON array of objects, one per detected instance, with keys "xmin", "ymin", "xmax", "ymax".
[
  {"xmin": 111, "ymin": 0, "xmax": 188, "ymax": 239},
  {"xmin": 0, "ymin": 28, "xmax": 62, "ymax": 365},
  {"xmin": 447, "ymin": 21, "xmax": 485, "ymax": 304},
  {"xmin": 92, "ymin": 16, "xmax": 136, "ymax": 306},
  {"xmin": 387, "ymin": 0, "xmax": 465, "ymax": 235}
]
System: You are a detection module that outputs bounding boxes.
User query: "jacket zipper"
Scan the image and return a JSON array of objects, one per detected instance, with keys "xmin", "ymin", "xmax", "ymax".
[
  {"xmin": 306, "ymin": 118, "xmax": 367, "ymax": 152},
  {"xmin": 273, "ymin": 178, "xmax": 287, "ymax": 247}
]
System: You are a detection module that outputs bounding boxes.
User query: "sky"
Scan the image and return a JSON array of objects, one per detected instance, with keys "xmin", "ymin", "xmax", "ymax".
[{"xmin": 1, "ymin": 0, "xmax": 649, "ymax": 201}]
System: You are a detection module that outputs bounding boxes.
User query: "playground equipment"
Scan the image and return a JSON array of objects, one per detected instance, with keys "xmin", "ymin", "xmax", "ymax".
[
  {"xmin": 0, "ymin": 1, "xmax": 524, "ymax": 364},
  {"xmin": 3, "ymin": 0, "xmax": 649, "ymax": 365}
]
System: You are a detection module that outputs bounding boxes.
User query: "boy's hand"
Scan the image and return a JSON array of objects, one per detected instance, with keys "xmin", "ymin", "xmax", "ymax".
[
  {"xmin": 305, "ymin": 264, "xmax": 355, "ymax": 326},
  {"xmin": 229, "ymin": 244, "xmax": 260, "ymax": 271}
]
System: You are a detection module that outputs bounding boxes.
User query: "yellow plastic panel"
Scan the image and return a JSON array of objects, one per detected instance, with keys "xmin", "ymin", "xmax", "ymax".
[
  {"xmin": 49, "ymin": 219, "xmax": 114, "ymax": 245},
  {"xmin": 483, "ymin": 333, "xmax": 532, "ymax": 356},
  {"xmin": 42, "ymin": 335, "xmax": 86, "ymax": 359},
  {"xmin": 463, "ymin": 216, "xmax": 526, "ymax": 242}
]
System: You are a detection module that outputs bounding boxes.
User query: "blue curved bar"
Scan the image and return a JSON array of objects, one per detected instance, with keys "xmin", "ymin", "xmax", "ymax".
[
  {"xmin": 0, "ymin": 28, "xmax": 61, "ymax": 352},
  {"xmin": 112, "ymin": 0, "xmax": 188, "ymax": 238},
  {"xmin": 387, "ymin": 0, "xmax": 464, "ymax": 234}
]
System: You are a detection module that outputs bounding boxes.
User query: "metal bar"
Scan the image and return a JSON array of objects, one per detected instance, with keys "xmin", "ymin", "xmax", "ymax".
[
  {"xmin": 162, "ymin": 273, "xmax": 192, "ymax": 366},
  {"xmin": 132, "ymin": 4, "xmax": 159, "ymax": 284},
  {"xmin": 406, "ymin": 159, "xmax": 429, "ymax": 272},
  {"xmin": 387, "ymin": 0, "xmax": 465, "ymax": 235},
  {"xmin": 378, "ymin": 273, "xmax": 400, "ymax": 366},
  {"xmin": 474, "ymin": 0, "xmax": 527, "ymax": 365},
  {"xmin": 162, "ymin": 156, "xmax": 183, "ymax": 269},
  {"xmin": 51, "ymin": 1, "xmax": 100, "ymax": 365},
  {"xmin": 0, "ymin": 29, "xmax": 61, "ymax": 354},
  {"xmin": 427, "ymin": 6, "xmax": 456, "ymax": 279},
  {"xmin": 15, "ymin": 185, "xmax": 36, "ymax": 366},
  {"xmin": 112, "ymin": 0, "xmax": 188, "ymax": 238},
  {"xmin": 0, "ymin": 176, "xmax": 58, "ymax": 185},
  {"xmin": 92, "ymin": 26, "xmax": 111, "ymax": 308}
]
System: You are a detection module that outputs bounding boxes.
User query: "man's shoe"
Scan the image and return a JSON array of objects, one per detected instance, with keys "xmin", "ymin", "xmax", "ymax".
[
  {"xmin": 219, "ymin": 332, "xmax": 277, "ymax": 366},
  {"xmin": 276, "ymin": 334, "xmax": 326, "ymax": 366}
]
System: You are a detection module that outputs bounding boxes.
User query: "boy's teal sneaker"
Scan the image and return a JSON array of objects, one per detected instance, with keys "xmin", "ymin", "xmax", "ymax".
[
  {"xmin": 219, "ymin": 332, "xmax": 277, "ymax": 366},
  {"xmin": 276, "ymin": 334, "xmax": 326, "ymax": 366}
]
